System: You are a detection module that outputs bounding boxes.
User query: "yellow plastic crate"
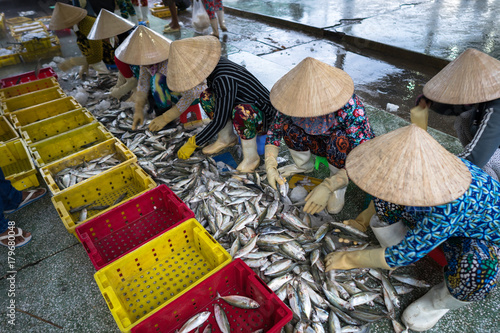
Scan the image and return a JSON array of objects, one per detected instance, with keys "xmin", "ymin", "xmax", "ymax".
[
  {"xmin": 150, "ymin": 6, "xmax": 171, "ymax": 18},
  {"xmin": 29, "ymin": 122, "xmax": 114, "ymax": 167},
  {"xmin": 9, "ymin": 97, "xmax": 81, "ymax": 128},
  {"xmin": 0, "ymin": 52, "xmax": 21, "ymax": 68},
  {"xmin": 19, "ymin": 108, "xmax": 96, "ymax": 145},
  {"xmin": 0, "ymin": 77, "xmax": 59, "ymax": 100},
  {"xmin": 94, "ymin": 218, "xmax": 231, "ymax": 333},
  {"xmin": 6, "ymin": 17, "xmax": 32, "ymax": 27},
  {"xmin": 0, "ymin": 139, "xmax": 38, "ymax": 190},
  {"xmin": 10, "ymin": 21, "xmax": 47, "ymax": 36},
  {"xmin": 1, "ymin": 86, "xmax": 66, "ymax": 113},
  {"xmin": 41, "ymin": 138, "xmax": 137, "ymax": 195},
  {"xmin": 0, "ymin": 115, "xmax": 19, "ymax": 142},
  {"xmin": 51, "ymin": 162, "xmax": 157, "ymax": 237},
  {"xmin": 19, "ymin": 43, "xmax": 62, "ymax": 62}
]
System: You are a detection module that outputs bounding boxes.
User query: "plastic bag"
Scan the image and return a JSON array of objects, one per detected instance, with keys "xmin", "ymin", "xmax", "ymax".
[{"xmin": 192, "ymin": 0, "xmax": 210, "ymax": 34}]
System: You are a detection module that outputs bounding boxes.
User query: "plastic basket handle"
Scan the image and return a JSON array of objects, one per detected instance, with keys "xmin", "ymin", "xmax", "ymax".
[
  {"xmin": 9, "ymin": 115, "xmax": 19, "ymax": 128},
  {"xmin": 83, "ymin": 110, "xmax": 96, "ymax": 122},
  {"xmin": 80, "ymin": 232, "xmax": 100, "ymax": 258},
  {"xmin": 56, "ymin": 88, "xmax": 65, "ymax": 97},
  {"xmin": 30, "ymin": 148, "xmax": 42, "ymax": 167},
  {"xmin": 70, "ymin": 98, "xmax": 80, "ymax": 108},
  {"xmin": 40, "ymin": 169, "xmax": 58, "ymax": 193},
  {"xmin": 21, "ymin": 133, "xmax": 32, "ymax": 145},
  {"xmin": 161, "ymin": 186, "xmax": 185, "ymax": 211},
  {"xmin": 53, "ymin": 200, "xmax": 76, "ymax": 227},
  {"xmin": 115, "ymin": 140, "xmax": 135, "ymax": 160},
  {"xmin": 249, "ymin": 270, "xmax": 273, "ymax": 296}
]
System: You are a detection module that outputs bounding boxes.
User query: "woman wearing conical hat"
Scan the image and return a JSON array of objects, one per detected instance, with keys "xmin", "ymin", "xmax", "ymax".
[
  {"xmin": 167, "ymin": 36, "xmax": 278, "ymax": 173},
  {"xmin": 49, "ymin": 2, "xmax": 114, "ymax": 77},
  {"xmin": 115, "ymin": 26, "xmax": 207, "ymax": 132},
  {"xmin": 326, "ymin": 124, "xmax": 500, "ymax": 332},
  {"xmin": 88, "ymin": 9, "xmax": 138, "ymax": 99},
  {"xmin": 416, "ymin": 48, "xmax": 500, "ymax": 181},
  {"xmin": 265, "ymin": 57, "xmax": 374, "ymax": 215}
]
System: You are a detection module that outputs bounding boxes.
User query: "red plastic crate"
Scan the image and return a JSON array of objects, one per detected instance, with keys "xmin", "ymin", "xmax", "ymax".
[
  {"xmin": 76, "ymin": 184, "xmax": 195, "ymax": 270},
  {"xmin": 0, "ymin": 67, "xmax": 58, "ymax": 88},
  {"xmin": 131, "ymin": 259, "xmax": 293, "ymax": 333}
]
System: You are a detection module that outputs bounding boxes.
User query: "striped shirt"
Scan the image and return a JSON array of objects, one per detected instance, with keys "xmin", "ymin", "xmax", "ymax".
[{"xmin": 195, "ymin": 57, "xmax": 277, "ymax": 146}]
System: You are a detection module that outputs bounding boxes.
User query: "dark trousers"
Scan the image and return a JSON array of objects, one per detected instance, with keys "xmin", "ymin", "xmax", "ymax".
[{"xmin": 0, "ymin": 167, "xmax": 22, "ymax": 233}]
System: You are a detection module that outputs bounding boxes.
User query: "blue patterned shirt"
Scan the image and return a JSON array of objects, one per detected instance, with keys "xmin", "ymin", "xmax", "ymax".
[{"xmin": 379, "ymin": 159, "xmax": 500, "ymax": 268}]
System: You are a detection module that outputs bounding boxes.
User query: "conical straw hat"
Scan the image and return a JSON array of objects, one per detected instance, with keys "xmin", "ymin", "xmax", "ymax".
[
  {"xmin": 346, "ymin": 124, "xmax": 471, "ymax": 206},
  {"xmin": 423, "ymin": 48, "xmax": 500, "ymax": 104},
  {"xmin": 88, "ymin": 9, "xmax": 135, "ymax": 40},
  {"xmin": 49, "ymin": 2, "xmax": 87, "ymax": 30},
  {"xmin": 270, "ymin": 57, "xmax": 354, "ymax": 117},
  {"xmin": 115, "ymin": 26, "xmax": 172, "ymax": 66},
  {"xmin": 167, "ymin": 36, "xmax": 221, "ymax": 92}
]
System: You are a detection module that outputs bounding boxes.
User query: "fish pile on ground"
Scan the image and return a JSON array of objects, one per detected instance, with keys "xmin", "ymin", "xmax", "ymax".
[{"xmin": 73, "ymin": 72, "xmax": 432, "ymax": 333}]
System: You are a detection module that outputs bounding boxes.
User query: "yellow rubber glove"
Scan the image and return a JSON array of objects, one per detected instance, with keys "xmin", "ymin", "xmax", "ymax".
[
  {"xmin": 304, "ymin": 169, "xmax": 349, "ymax": 214},
  {"xmin": 264, "ymin": 144, "xmax": 285, "ymax": 190},
  {"xmin": 178, "ymin": 136, "xmax": 198, "ymax": 159},
  {"xmin": 132, "ymin": 91, "xmax": 148, "ymax": 130},
  {"xmin": 149, "ymin": 105, "xmax": 182, "ymax": 132},
  {"xmin": 343, "ymin": 200, "xmax": 376, "ymax": 232},
  {"xmin": 325, "ymin": 248, "xmax": 392, "ymax": 271}
]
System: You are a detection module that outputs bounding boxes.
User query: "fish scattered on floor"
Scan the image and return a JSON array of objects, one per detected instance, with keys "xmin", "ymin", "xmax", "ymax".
[{"xmin": 73, "ymin": 72, "xmax": 430, "ymax": 333}]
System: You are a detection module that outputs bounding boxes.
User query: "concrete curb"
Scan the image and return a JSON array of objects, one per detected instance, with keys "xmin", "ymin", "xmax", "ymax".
[{"xmin": 224, "ymin": 6, "xmax": 450, "ymax": 71}]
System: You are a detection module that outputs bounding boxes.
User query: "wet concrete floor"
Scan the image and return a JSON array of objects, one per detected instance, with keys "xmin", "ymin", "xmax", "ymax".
[{"xmin": 0, "ymin": 1, "xmax": 499, "ymax": 333}]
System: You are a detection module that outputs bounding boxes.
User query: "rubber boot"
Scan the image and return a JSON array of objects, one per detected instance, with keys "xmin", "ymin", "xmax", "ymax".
[
  {"xmin": 202, "ymin": 120, "xmax": 238, "ymax": 155},
  {"xmin": 140, "ymin": 6, "xmax": 149, "ymax": 26},
  {"xmin": 237, "ymin": 137, "xmax": 260, "ymax": 173},
  {"xmin": 369, "ymin": 215, "xmax": 407, "ymax": 247},
  {"xmin": 402, "ymin": 282, "xmax": 471, "ymax": 331},
  {"xmin": 134, "ymin": 5, "xmax": 142, "ymax": 21},
  {"xmin": 326, "ymin": 165, "xmax": 348, "ymax": 214},
  {"xmin": 110, "ymin": 77, "xmax": 138, "ymax": 99},
  {"xmin": 111, "ymin": 72, "xmax": 126, "ymax": 91},
  {"xmin": 278, "ymin": 149, "xmax": 314, "ymax": 177},
  {"xmin": 210, "ymin": 18, "xmax": 219, "ymax": 38},
  {"xmin": 217, "ymin": 10, "xmax": 227, "ymax": 31},
  {"xmin": 129, "ymin": 14, "xmax": 139, "ymax": 24}
]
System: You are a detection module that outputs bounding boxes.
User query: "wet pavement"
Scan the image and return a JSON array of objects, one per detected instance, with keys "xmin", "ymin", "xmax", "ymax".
[{"xmin": 1, "ymin": 0, "xmax": 499, "ymax": 332}]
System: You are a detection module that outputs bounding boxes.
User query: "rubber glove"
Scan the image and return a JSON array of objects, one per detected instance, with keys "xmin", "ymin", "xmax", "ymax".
[
  {"xmin": 132, "ymin": 91, "xmax": 148, "ymax": 130},
  {"xmin": 58, "ymin": 57, "xmax": 87, "ymax": 71},
  {"xmin": 304, "ymin": 169, "xmax": 349, "ymax": 214},
  {"xmin": 343, "ymin": 201, "xmax": 376, "ymax": 232},
  {"xmin": 325, "ymin": 248, "xmax": 392, "ymax": 271},
  {"xmin": 265, "ymin": 144, "xmax": 285, "ymax": 190},
  {"xmin": 178, "ymin": 136, "xmax": 198, "ymax": 159},
  {"xmin": 89, "ymin": 60, "xmax": 110, "ymax": 74},
  {"xmin": 149, "ymin": 105, "xmax": 182, "ymax": 132}
]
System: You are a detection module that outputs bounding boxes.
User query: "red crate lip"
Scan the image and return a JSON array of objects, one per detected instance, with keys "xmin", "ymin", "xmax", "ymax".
[
  {"xmin": 75, "ymin": 184, "xmax": 194, "ymax": 271},
  {"xmin": 0, "ymin": 67, "xmax": 58, "ymax": 88},
  {"xmin": 131, "ymin": 259, "xmax": 293, "ymax": 333}
]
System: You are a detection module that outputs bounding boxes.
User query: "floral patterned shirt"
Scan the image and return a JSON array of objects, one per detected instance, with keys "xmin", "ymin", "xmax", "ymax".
[
  {"xmin": 379, "ymin": 159, "xmax": 500, "ymax": 268},
  {"xmin": 265, "ymin": 94, "xmax": 374, "ymax": 146}
]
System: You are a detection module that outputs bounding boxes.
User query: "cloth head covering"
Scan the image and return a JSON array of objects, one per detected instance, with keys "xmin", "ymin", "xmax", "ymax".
[
  {"xmin": 87, "ymin": 9, "xmax": 135, "ymax": 40},
  {"xmin": 49, "ymin": 2, "xmax": 87, "ymax": 30},
  {"xmin": 346, "ymin": 124, "xmax": 471, "ymax": 206},
  {"xmin": 423, "ymin": 48, "xmax": 500, "ymax": 105},
  {"xmin": 166, "ymin": 36, "xmax": 221, "ymax": 92},
  {"xmin": 115, "ymin": 25, "xmax": 172, "ymax": 66},
  {"xmin": 270, "ymin": 57, "xmax": 354, "ymax": 117}
]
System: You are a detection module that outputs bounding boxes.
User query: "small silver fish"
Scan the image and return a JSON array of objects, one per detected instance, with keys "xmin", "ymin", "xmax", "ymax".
[{"xmin": 216, "ymin": 292, "xmax": 260, "ymax": 309}]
